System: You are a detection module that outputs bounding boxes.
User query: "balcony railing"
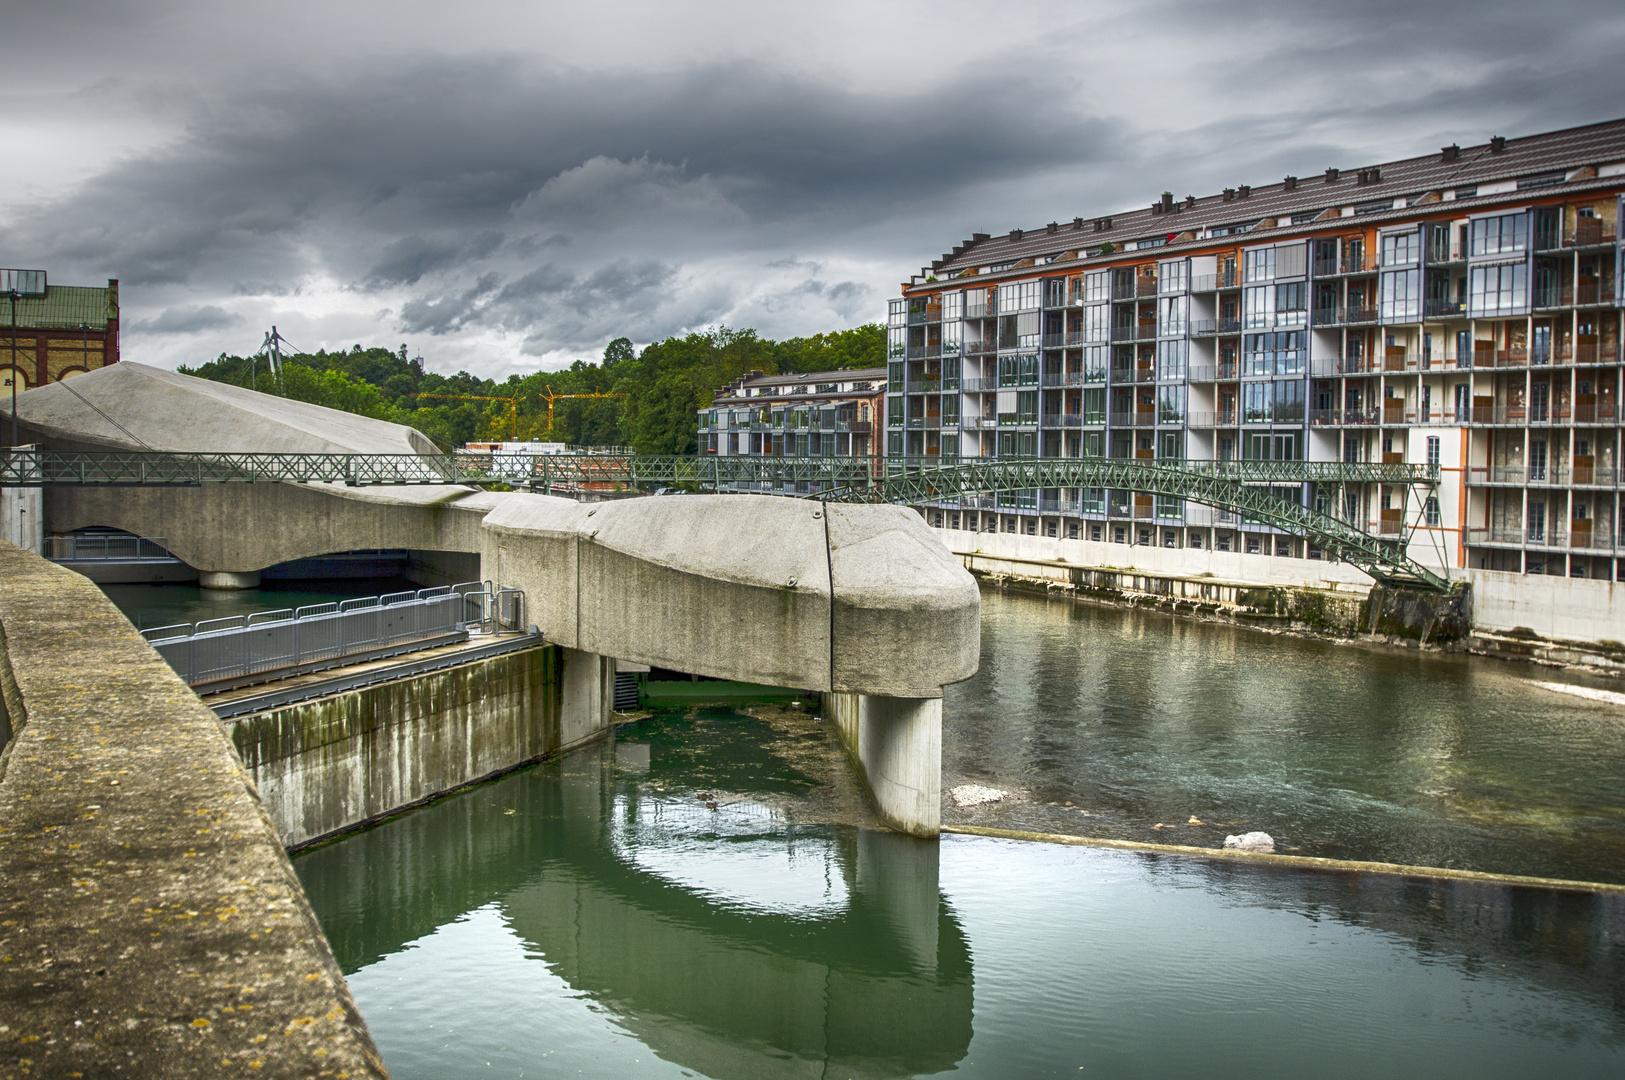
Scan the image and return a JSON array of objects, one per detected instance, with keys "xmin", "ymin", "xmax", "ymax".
[
  {"xmin": 1309, "ymin": 408, "xmax": 1382, "ymax": 426},
  {"xmin": 1423, "ymin": 298, "xmax": 1466, "ymax": 318},
  {"xmin": 1189, "ymin": 269, "xmax": 1239, "ymax": 292},
  {"xmin": 1190, "ymin": 317, "xmax": 1243, "ymax": 336},
  {"xmin": 1107, "ymin": 412, "xmax": 1159, "ymax": 427},
  {"xmin": 1040, "ymin": 413, "xmax": 1089, "ymax": 428}
]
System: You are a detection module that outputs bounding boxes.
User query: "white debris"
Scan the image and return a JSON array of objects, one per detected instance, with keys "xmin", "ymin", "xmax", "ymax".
[
  {"xmin": 1223, "ymin": 831, "xmax": 1276, "ymax": 853},
  {"xmin": 950, "ymin": 784, "xmax": 1012, "ymax": 808},
  {"xmin": 1532, "ymin": 681, "xmax": 1625, "ymax": 708}
]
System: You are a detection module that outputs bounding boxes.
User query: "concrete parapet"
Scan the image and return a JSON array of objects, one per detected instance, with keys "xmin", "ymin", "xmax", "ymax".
[
  {"xmin": 824, "ymin": 691, "xmax": 942, "ymax": 837},
  {"xmin": 0, "ymin": 541, "xmax": 386, "ymax": 1078}
]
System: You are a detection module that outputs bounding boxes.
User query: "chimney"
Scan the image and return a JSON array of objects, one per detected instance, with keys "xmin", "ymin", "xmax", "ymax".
[
  {"xmin": 1283, "ymin": 175, "xmax": 1298, "ymax": 191},
  {"xmin": 1237, "ymin": 185, "xmax": 1251, "ymax": 198},
  {"xmin": 1160, "ymin": 191, "xmax": 1174, "ymax": 212},
  {"xmin": 1009, "ymin": 228, "xmax": 1023, "ymax": 240},
  {"xmin": 1047, "ymin": 221, "xmax": 1059, "ymax": 234},
  {"xmin": 1441, "ymin": 144, "xmax": 1460, "ymax": 162},
  {"xmin": 1325, "ymin": 167, "xmax": 1340, "ymax": 183},
  {"xmin": 1223, "ymin": 188, "xmax": 1236, "ymax": 202},
  {"xmin": 1184, "ymin": 195, "xmax": 1196, "ymax": 209},
  {"xmin": 972, "ymin": 231, "xmax": 990, "ymax": 241},
  {"xmin": 1490, "ymin": 135, "xmax": 1506, "ymax": 152},
  {"xmin": 1073, "ymin": 217, "xmax": 1084, "ymax": 228}
]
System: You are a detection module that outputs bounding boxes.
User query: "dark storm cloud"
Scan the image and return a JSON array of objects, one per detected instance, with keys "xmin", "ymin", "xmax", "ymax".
[{"xmin": 367, "ymin": 231, "xmax": 503, "ymax": 286}]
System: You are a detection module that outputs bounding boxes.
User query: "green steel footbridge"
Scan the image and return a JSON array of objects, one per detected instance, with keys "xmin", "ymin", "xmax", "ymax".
[{"xmin": 0, "ymin": 448, "xmax": 1448, "ymax": 590}]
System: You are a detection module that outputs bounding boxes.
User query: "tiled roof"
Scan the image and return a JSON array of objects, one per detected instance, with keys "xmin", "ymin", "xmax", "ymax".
[
  {"xmin": 4, "ymin": 285, "xmax": 116, "ymax": 331},
  {"xmin": 922, "ymin": 116, "xmax": 1625, "ymax": 284},
  {"xmin": 733, "ymin": 366, "xmax": 886, "ymax": 387}
]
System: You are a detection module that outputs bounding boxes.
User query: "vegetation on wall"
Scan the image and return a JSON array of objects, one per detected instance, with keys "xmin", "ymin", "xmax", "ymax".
[{"xmin": 179, "ymin": 324, "xmax": 883, "ymax": 454}]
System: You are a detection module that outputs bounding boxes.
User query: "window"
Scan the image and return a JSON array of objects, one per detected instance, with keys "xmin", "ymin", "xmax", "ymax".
[
  {"xmin": 1082, "ymin": 388, "xmax": 1106, "ymax": 423},
  {"xmin": 1082, "ymin": 345, "xmax": 1107, "ymax": 382},
  {"xmin": 888, "ymin": 299, "xmax": 906, "ymax": 326},
  {"xmin": 1083, "ymin": 270, "xmax": 1109, "ymax": 303},
  {"xmin": 1083, "ymin": 304, "xmax": 1109, "ymax": 342},
  {"xmin": 1379, "ymin": 269, "xmax": 1419, "ymax": 321},
  {"xmin": 887, "ymin": 396, "xmax": 903, "ymax": 424},
  {"xmin": 998, "ymin": 353, "xmax": 1039, "ymax": 386},
  {"xmin": 1469, "ymin": 263, "xmax": 1527, "ymax": 316},
  {"xmin": 1157, "ymin": 295, "xmax": 1187, "ymax": 336},
  {"xmin": 1158, "ymin": 259, "xmax": 1187, "ymax": 294},
  {"xmin": 1243, "ymin": 332, "xmax": 1305, "ymax": 375},
  {"xmin": 1423, "ymin": 496, "xmax": 1440, "ymax": 527},
  {"xmin": 1158, "ymin": 385, "xmax": 1186, "ymax": 423},
  {"xmin": 1469, "ymin": 214, "xmax": 1528, "ymax": 256},
  {"xmin": 1156, "ymin": 339, "xmax": 1187, "ymax": 380},
  {"xmin": 1244, "ymin": 381, "xmax": 1271, "ymax": 423},
  {"xmin": 941, "ymin": 291, "xmax": 963, "ymax": 320},
  {"xmin": 1380, "ymin": 231, "xmax": 1420, "ymax": 265},
  {"xmin": 1244, "ymin": 247, "xmax": 1276, "ymax": 282},
  {"xmin": 1274, "ymin": 282, "xmax": 1307, "ymax": 325},
  {"xmin": 941, "ymin": 321, "xmax": 961, "ymax": 354},
  {"xmin": 998, "ymin": 280, "xmax": 1042, "ymax": 312},
  {"xmin": 887, "ymin": 327, "xmax": 905, "ymax": 359},
  {"xmin": 1426, "ymin": 435, "xmax": 1440, "ymax": 468},
  {"xmin": 1243, "ymin": 285, "xmax": 1275, "ymax": 328}
]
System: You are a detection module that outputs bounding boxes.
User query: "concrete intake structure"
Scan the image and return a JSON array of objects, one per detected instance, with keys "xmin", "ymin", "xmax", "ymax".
[{"xmin": 13, "ymin": 364, "xmax": 982, "ymax": 835}]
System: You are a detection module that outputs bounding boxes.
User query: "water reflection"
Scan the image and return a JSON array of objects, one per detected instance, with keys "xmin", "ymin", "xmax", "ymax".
[{"xmin": 297, "ymin": 727, "xmax": 972, "ymax": 1080}]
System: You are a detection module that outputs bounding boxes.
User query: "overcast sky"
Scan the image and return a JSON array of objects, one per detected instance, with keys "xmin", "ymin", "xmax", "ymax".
[{"xmin": 3, "ymin": 0, "xmax": 1622, "ymax": 378}]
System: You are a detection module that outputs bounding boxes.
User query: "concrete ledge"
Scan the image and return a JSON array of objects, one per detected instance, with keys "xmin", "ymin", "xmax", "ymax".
[{"xmin": 0, "ymin": 541, "xmax": 386, "ymax": 1078}]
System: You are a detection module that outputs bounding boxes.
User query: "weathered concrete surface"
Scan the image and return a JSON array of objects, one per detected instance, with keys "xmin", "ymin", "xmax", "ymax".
[
  {"xmin": 231, "ymin": 642, "xmax": 610, "ymax": 848},
  {"xmin": 824, "ymin": 691, "xmax": 942, "ymax": 837},
  {"xmin": 8, "ymin": 361, "xmax": 436, "ymax": 455},
  {"xmin": 485, "ymin": 493, "xmax": 980, "ymax": 697},
  {"xmin": 0, "ymin": 542, "xmax": 386, "ymax": 1078},
  {"xmin": 48, "ymin": 482, "xmax": 502, "ymax": 577}
]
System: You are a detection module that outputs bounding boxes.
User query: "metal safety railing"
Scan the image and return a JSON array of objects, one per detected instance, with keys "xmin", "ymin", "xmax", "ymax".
[
  {"xmin": 43, "ymin": 533, "xmax": 174, "ymax": 561},
  {"xmin": 141, "ymin": 581, "xmax": 526, "ymax": 689}
]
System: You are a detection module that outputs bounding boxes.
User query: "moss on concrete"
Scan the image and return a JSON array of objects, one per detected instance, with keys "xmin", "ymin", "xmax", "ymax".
[{"xmin": 0, "ymin": 542, "xmax": 386, "ymax": 1078}]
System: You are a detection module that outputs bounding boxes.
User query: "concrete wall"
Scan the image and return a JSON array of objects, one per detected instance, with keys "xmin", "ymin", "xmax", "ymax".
[
  {"xmin": 1467, "ymin": 568, "xmax": 1625, "ymax": 643},
  {"xmin": 0, "ymin": 541, "xmax": 386, "ymax": 1077},
  {"xmin": 824, "ymin": 691, "xmax": 942, "ymax": 838},
  {"xmin": 232, "ymin": 644, "xmax": 612, "ymax": 848},
  {"xmin": 932, "ymin": 525, "xmax": 1378, "ymax": 592},
  {"xmin": 0, "ymin": 480, "xmax": 40, "ymax": 554}
]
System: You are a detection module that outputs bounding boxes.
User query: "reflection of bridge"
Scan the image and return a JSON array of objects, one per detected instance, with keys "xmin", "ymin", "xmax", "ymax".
[
  {"xmin": 0, "ymin": 447, "xmax": 1446, "ymax": 588},
  {"xmin": 297, "ymin": 737, "xmax": 973, "ymax": 1080}
]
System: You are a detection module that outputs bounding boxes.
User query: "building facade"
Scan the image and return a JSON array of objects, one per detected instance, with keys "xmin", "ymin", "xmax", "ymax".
[
  {"xmin": 888, "ymin": 118, "xmax": 1625, "ymax": 579},
  {"xmin": 0, "ymin": 271, "xmax": 121, "ymax": 396},
  {"xmin": 699, "ymin": 367, "xmax": 885, "ymax": 489}
]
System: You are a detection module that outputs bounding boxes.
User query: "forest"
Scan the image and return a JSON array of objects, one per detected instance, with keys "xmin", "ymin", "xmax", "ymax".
[{"xmin": 179, "ymin": 324, "xmax": 884, "ymax": 454}]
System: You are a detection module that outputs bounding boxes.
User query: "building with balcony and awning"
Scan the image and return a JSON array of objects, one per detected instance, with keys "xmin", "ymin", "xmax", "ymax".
[
  {"xmin": 0, "ymin": 270, "xmax": 120, "ymax": 394},
  {"xmin": 698, "ymin": 367, "xmax": 885, "ymax": 492}
]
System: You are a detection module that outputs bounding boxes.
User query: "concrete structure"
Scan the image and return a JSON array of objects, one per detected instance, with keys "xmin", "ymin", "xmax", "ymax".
[
  {"xmin": 0, "ymin": 542, "xmax": 387, "ymax": 1077},
  {"xmin": 698, "ymin": 366, "xmax": 885, "ymax": 488},
  {"xmin": 0, "ymin": 270, "xmax": 119, "ymax": 393},
  {"xmin": 13, "ymin": 363, "xmax": 981, "ymax": 833},
  {"xmin": 890, "ymin": 117, "xmax": 1625, "ymax": 585}
]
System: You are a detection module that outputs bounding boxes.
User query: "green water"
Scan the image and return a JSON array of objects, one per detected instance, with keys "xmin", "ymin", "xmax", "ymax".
[
  {"xmin": 947, "ymin": 589, "xmax": 1625, "ymax": 882},
  {"xmin": 295, "ymin": 701, "xmax": 1625, "ymax": 1078},
  {"xmin": 101, "ymin": 578, "xmax": 418, "ymax": 633}
]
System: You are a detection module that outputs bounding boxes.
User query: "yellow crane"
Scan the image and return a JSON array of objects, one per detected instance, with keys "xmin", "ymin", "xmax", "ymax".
[
  {"xmin": 537, "ymin": 388, "xmax": 628, "ymax": 432},
  {"xmin": 412, "ymin": 393, "xmax": 523, "ymax": 441}
]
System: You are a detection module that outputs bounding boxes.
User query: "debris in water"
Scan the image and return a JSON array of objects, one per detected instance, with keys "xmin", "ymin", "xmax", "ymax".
[
  {"xmin": 950, "ymin": 784, "xmax": 1011, "ymax": 808},
  {"xmin": 705, "ymin": 801, "xmax": 719, "ymax": 810},
  {"xmin": 1153, "ymin": 823, "xmax": 1166, "ymax": 830},
  {"xmin": 1187, "ymin": 816, "xmax": 1204, "ymax": 826},
  {"xmin": 1223, "ymin": 831, "xmax": 1275, "ymax": 853}
]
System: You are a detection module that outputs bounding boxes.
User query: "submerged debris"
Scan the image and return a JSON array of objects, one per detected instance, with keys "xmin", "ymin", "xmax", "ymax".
[
  {"xmin": 1223, "ymin": 831, "xmax": 1276, "ymax": 853},
  {"xmin": 950, "ymin": 784, "xmax": 1012, "ymax": 808}
]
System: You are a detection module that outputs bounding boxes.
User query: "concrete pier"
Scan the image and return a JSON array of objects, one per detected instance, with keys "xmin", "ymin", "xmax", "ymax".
[{"xmin": 824, "ymin": 692, "xmax": 943, "ymax": 837}]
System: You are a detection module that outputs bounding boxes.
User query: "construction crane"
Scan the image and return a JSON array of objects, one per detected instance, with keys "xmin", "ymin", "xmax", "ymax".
[
  {"xmin": 412, "ymin": 393, "xmax": 523, "ymax": 441},
  {"xmin": 538, "ymin": 388, "xmax": 628, "ymax": 432}
]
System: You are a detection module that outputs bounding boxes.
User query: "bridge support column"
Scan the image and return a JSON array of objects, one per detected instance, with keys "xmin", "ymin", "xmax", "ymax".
[
  {"xmin": 560, "ymin": 648, "xmax": 614, "ymax": 751},
  {"xmin": 200, "ymin": 569, "xmax": 260, "ymax": 590},
  {"xmin": 824, "ymin": 691, "xmax": 941, "ymax": 838}
]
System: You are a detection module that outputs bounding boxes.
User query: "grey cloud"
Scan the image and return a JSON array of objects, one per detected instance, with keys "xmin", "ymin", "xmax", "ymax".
[
  {"xmin": 130, "ymin": 304, "xmax": 242, "ymax": 334},
  {"xmin": 367, "ymin": 230, "xmax": 502, "ymax": 285},
  {"xmin": 398, "ymin": 272, "xmax": 501, "ymax": 334}
]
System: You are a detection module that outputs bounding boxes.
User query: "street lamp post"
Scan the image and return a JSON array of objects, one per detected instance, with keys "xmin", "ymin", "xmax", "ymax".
[{"xmin": 8, "ymin": 287, "xmax": 19, "ymax": 447}]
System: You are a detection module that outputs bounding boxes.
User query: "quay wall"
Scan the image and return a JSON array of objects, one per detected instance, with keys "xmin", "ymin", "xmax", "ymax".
[
  {"xmin": 0, "ymin": 541, "xmax": 387, "ymax": 1078},
  {"xmin": 232, "ymin": 645, "xmax": 613, "ymax": 849}
]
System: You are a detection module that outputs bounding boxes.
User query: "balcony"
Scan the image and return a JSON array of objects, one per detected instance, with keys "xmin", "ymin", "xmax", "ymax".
[
  {"xmin": 1110, "ymin": 324, "xmax": 1159, "ymax": 343},
  {"xmin": 1189, "ymin": 317, "xmax": 1243, "ymax": 336},
  {"xmin": 1344, "ymin": 305, "xmax": 1379, "ymax": 324},
  {"xmin": 1040, "ymin": 369, "xmax": 1090, "ymax": 387},
  {"xmin": 1563, "ymin": 220, "xmax": 1617, "ymax": 248},
  {"xmin": 907, "ymin": 378, "xmax": 943, "ymax": 393},
  {"xmin": 1107, "ymin": 412, "xmax": 1158, "ymax": 427},
  {"xmin": 1309, "ymin": 408, "xmax": 1381, "ymax": 426},
  {"xmin": 1423, "ymin": 298, "xmax": 1466, "ymax": 318},
  {"xmin": 997, "ymin": 413, "xmax": 1039, "ymax": 427},
  {"xmin": 964, "ymin": 303, "xmax": 995, "ymax": 319},
  {"xmin": 1040, "ymin": 413, "xmax": 1088, "ymax": 428},
  {"xmin": 964, "ymin": 340, "xmax": 997, "ymax": 357},
  {"xmin": 1342, "ymin": 254, "xmax": 1373, "ymax": 274},
  {"xmin": 904, "ymin": 416, "xmax": 943, "ymax": 429},
  {"xmin": 1189, "ymin": 269, "xmax": 1239, "ymax": 292},
  {"xmin": 905, "ymin": 344, "xmax": 942, "ymax": 359},
  {"xmin": 960, "ymin": 377, "xmax": 998, "ymax": 392}
]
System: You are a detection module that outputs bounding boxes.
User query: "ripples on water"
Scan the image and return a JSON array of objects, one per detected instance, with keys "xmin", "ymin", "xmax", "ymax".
[
  {"xmin": 296, "ymin": 708, "xmax": 1625, "ymax": 1080},
  {"xmin": 946, "ymin": 588, "xmax": 1625, "ymax": 883}
]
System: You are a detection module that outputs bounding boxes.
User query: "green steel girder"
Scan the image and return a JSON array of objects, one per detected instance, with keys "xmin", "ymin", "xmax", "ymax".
[{"xmin": 0, "ymin": 449, "xmax": 1447, "ymax": 589}]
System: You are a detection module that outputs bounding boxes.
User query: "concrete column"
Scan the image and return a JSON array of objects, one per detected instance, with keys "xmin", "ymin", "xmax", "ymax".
[
  {"xmin": 199, "ymin": 569, "xmax": 260, "ymax": 590},
  {"xmin": 559, "ymin": 647, "xmax": 613, "ymax": 751},
  {"xmin": 826, "ymin": 691, "xmax": 942, "ymax": 838}
]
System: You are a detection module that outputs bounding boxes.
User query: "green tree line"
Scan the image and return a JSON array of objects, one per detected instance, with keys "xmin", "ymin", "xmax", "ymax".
[{"xmin": 179, "ymin": 324, "xmax": 884, "ymax": 454}]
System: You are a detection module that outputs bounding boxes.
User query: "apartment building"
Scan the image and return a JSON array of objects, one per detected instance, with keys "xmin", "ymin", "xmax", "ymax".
[
  {"xmin": 699, "ymin": 367, "xmax": 885, "ymax": 488},
  {"xmin": 888, "ymin": 118, "xmax": 1624, "ymax": 579},
  {"xmin": 1, "ymin": 270, "xmax": 121, "ymax": 396}
]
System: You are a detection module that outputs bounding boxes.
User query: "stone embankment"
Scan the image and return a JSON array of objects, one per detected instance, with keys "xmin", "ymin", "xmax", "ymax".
[{"xmin": 0, "ymin": 542, "xmax": 387, "ymax": 1077}]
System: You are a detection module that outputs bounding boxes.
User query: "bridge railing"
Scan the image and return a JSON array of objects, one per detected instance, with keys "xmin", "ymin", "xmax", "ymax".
[
  {"xmin": 141, "ymin": 581, "xmax": 521, "ymax": 690},
  {"xmin": 43, "ymin": 533, "xmax": 174, "ymax": 561}
]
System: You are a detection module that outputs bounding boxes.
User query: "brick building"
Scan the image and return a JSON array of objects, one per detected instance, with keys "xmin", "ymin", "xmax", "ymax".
[{"xmin": 1, "ymin": 271, "xmax": 121, "ymax": 395}]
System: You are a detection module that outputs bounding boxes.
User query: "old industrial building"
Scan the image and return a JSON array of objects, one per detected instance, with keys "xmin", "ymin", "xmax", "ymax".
[
  {"xmin": 0, "ymin": 271, "xmax": 121, "ymax": 395},
  {"xmin": 882, "ymin": 118, "xmax": 1623, "ymax": 579}
]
